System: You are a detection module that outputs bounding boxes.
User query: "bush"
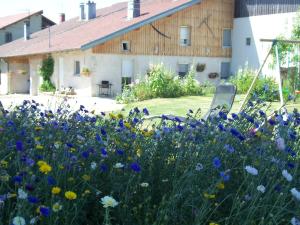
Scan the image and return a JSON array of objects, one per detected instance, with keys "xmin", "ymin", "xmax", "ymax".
[
  {"xmin": 116, "ymin": 64, "xmax": 204, "ymax": 103},
  {"xmin": 230, "ymin": 68, "xmax": 279, "ymax": 101},
  {"xmin": 0, "ymin": 99, "xmax": 299, "ymax": 225},
  {"xmin": 39, "ymin": 80, "xmax": 56, "ymax": 92},
  {"xmin": 39, "ymin": 56, "xmax": 56, "ymax": 92}
]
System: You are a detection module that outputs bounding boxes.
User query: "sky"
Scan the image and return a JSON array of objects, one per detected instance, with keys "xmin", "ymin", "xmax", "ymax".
[{"xmin": 0, "ymin": 0, "xmax": 125, "ymax": 23}]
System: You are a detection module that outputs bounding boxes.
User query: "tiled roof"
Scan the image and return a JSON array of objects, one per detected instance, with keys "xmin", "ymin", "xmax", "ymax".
[
  {"xmin": 0, "ymin": 10, "xmax": 43, "ymax": 30},
  {"xmin": 0, "ymin": 0, "xmax": 200, "ymax": 58}
]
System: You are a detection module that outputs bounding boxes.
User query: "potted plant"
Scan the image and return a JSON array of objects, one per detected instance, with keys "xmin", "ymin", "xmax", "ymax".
[
  {"xmin": 81, "ymin": 67, "xmax": 91, "ymax": 77},
  {"xmin": 208, "ymin": 72, "xmax": 219, "ymax": 79},
  {"xmin": 196, "ymin": 63, "xmax": 206, "ymax": 72}
]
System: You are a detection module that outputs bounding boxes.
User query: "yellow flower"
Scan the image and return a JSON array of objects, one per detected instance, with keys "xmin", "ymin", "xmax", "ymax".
[
  {"xmin": 124, "ymin": 122, "xmax": 131, "ymax": 129},
  {"xmin": 69, "ymin": 148, "xmax": 76, "ymax": 152},
  {"xmin": 0, "ymin": 160, "xmax": 8, "ymax": 168},
  {"xmin": 34, "ymin": 137, "xmax": 41, "ymax": 141},
  {"xmin": 136, "ymin": 148, "xmax": 142, "ymax": 157},
  {"xmin": 36, "ymin": 145, "xmax": 44, "ymax": 150},
  {"xmin": 216, "ymin": 182, "xmax": 225, "ymax": 190},
  {"xmin": 39, "ymin": 163, "xmax": 52, "ymax": 174},
  {"xmin": 37, "ymin": 160, "xmax": 47, "ymax": 166},
  {"xmin": 204, "ymin": 193, "xmax": 216, "ymax": 199},
  {"xmin": 82, "ymin": 174, "xmax": 91, "ymax": 181},
  {"xmin": 117, "ymin": 113, "xmax": 123, "ymax": 119},
  {"xmin": 51, "ymin": 187, "xmax": 61, "ymax": 195},
  {"xmin": 109, "ymin": 113, "xmax": 116, "ymax": 120},
  {"xmin": 65, "ymin": 191, "xmax": 77, "ymax": 200},
  {"xmin": 68, "ymin": 177, "xmax": 75, "ymax": 182},
  {"xmin": 209, "ymin": 223, "xmax": 219, "ymax": 225},
  {"xmin": 35, "ymin": 127, "xmax": 43, "ymax": 131}
]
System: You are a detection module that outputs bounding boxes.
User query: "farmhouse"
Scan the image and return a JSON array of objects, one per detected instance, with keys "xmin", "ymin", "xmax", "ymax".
[{"xmin": 0, "ymin": 0, "xmax": 233, "ymax": 96}]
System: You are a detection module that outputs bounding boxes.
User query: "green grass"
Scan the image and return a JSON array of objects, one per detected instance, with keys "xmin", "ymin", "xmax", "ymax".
[{"xmin": 122, "ymin": 95, "xmax": 300, "ymax": 117}]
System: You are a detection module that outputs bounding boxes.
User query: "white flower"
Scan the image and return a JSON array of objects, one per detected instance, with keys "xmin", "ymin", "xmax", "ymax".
[
  {"xmin": 100, "ymin": 196, "xmax": 119, "ymax": 208},
  {"xmin": 140, "ymin": 182, "xmax": 149, "ymax": 188},
  {"xmin": 245, "ymin": 165, "xmax": 258, "ymax": 176},
  {"xmin": 113, "ymin": 163, "xmax": 124, "ymax": 169},
  {"xmin": 18, "ymin": 188, "xmax": 28, "ymax": 200},
  {"xmin": 276, "ymin": 137, "xmax": 285, "ymax": 150},
  {"xmin": 291, "ymin": 217, "xmax": 300, "ymax": 225},
  {"xmin": 282, "ymin": 170, "xmax": 293, "ymax": 182},
  {"xmin": 90, "ymin": 162, "xmax": 97, "ymax": 170},
  {"xmin": 12, "ymin": 216, "xmax": 26, "ymax": 225},
  {"xmin": 195, "ymin": 163, "xmax": 203, "ymax": 171},
  {"xmin": 30, "ymin": 217, "xmax": 38, "ymax": 224},
  {"xmin": 257, "ymin": 185, "xmax": 266, "ymax": 193},
  {"xmin": 291, "ymin": 188, "xmax": 300, "ymax": 201}
]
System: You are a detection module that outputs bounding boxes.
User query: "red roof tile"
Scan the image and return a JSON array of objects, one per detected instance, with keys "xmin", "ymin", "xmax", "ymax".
[
  {"xmin": 0, "ymin": 10, "xmax": 43, "ymax": 30},
  {"xmin": 0, "ymin": 0, "xmax": 199, "ymax": 58}
]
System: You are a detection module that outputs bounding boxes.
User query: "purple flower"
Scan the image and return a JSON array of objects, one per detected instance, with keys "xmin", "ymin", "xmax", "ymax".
[
  {"xmin": 81, "ymin": 151, "xmax": 90, "ymax": 159},
  {"xmin": 213, "ymin": 157, "xmax": 221, "ymax": 169},
  {"xmin": 28, "ymin": 196, "xmax": 39, "ymax": 204},
  {"xmin": 40, "ymin": 206, "xmax": 51, "ymax": 217},
  {"xmin": 16, "ymin": 141, "xmax": 23, "ymax": 151},
  {"xmin": 131, "ymin": 162, "xmax": 141, "ymax": 172},
  {"xmin": 143, "ymin": 108, "xmax": 149, "ymax": 116}
]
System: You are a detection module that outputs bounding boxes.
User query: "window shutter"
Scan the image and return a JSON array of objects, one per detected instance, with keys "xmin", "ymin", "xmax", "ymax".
[
  {"xmin": 221, "ymin": 62, "xmax": 231, "ymax": 79},
  {"xmin": 223, "ymin": 29, "xmax": 232, "ymax": 47},
  {"xmin": 180, "ymin": 26, "xmax": 190, "ymax": 46}
]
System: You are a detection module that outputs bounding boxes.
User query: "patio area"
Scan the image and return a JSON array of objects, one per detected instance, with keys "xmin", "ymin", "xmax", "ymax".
[{"xmin": 0, "ymin": 94, "xmax": 124, "ymax": 114}]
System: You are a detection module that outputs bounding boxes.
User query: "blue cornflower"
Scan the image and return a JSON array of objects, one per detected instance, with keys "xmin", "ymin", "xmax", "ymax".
[
  {"xmin": 131, "ymin": 162, "xmax": 141, "ymax": 172},
  {"xmin": 81, "ymin": 151, "xmax": 89, "ymax": 159},
  {"xmin": 220, "ymin": 171, "xmax": 230, "ymax": 181},
  {"xmin": 219, "ymin": 111, "xmax": 227, "ymax": 120},
  {"xmin": 259, "ymin": 110, "xmax": 266, "ymax": 117},
  {"xmin": 143, "ymin": 108, "xmax": 149, "ymax": 116},
  {"xmin": 40, "ymin": 206, "xmax": 51, "ymax": 217},
  {"xmin": 231, "ymin": 113, "xmax": 239, "ymax": 120},
  {"xmin": 47, "ymin": 176, "xmax": 56, "ymax": 185},
  {"xmin": 16, "ymin": 140, "xmax": 23, "ymax": 151},
  {"xmin": 101, "ymin": 148, "xmax": 108, "ymax": 156},
  {"xmin": 100, "ymin": 164, "xmax": 108, "ymax": 172},
  {"xmin": 133, "ymin": 118, "xmax": 139, "ymax": 124},
  {"xmin": 96, "ymin": 133, "xmax": 102, "ymax": 143},
  {"xmin": 116, "ymin": 149, "xmax": 124, "ymax": 156},
  {"xmin": 25, "ymin": 158, "xmax": 35, "ymax": 167},
  {"xmin": 213, "ymin": 157, "xmax": 222, "ymax": 169},
  {"xmin": 101, "ymin": 128, "xmax": 107, "ymax": 136},
  {"xmin": 268, "ymin": 119, "xmax": 276, "ymax": 126},
  {"xmin": 119, "ymin": 120, "xmax": 124, "ymax": 128},
  {"xmin": 134, "ymin": 107, "xmax": 140, "ymax": 113},
  {"xmin": 25, "ymin": 184, "xmax": 35, "ymax": 192},
  {"xmin": 218, "ymin": 124, "xmax": 226, "ymax": 131},
  {"xmin": 177, "ymin": 125, "xmax": 184, "ymax": 132},
  {"xmin": 274, "ymin": 184, "xmax": 282, "ymax": 192},
  {"xmin": 288, "ymin": 162, "xmax": 295, "ymax": 169},
  {"xmin": 175, "ymin": 117, "xmax": 183, "ymax": 123},
  {"xmin": 224, "ymin": 144, "xmax": 234, "ymax": 153},
  {"xmin": 28, "ymin": 196, "xmax": 39, "ymax": 204},
  {"xmin": 13, "ymin": 176, "xmax": 22, "ymax": 184}
]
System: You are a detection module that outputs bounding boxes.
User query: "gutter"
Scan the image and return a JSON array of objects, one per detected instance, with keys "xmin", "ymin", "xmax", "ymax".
[{"xmin": 81, "ymin": 0, "xmax": 201, "ymax": 50}]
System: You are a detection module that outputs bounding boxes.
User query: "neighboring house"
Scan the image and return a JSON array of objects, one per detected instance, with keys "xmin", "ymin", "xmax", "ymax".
[
  {"xmin": 231, "ymin": 0, "xmax": 300, "ymax": 75},
  {"xmin": 0, "ymin": 0, "xmax": 234, "ymax": 96},
  {"xmin": 0, "ymin": 11, "xmax": 55, "ymax": 94}
]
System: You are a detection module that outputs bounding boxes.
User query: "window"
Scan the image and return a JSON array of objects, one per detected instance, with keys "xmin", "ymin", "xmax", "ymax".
[
  {"xmin": 122, "ymin": 77, "xmax": 132, "ymax": 90},
  {"xmin": 122, "ymin": 41, "xmax": 130, "ymax": 51},
  {"xmin": 5, "ymin": 32, "xmax": 12, "ymax": 43},
  {"xmin": 178, "ymin": 64, "xmax": 189, "ymax": 77},
  {"xmin": 74, "ymin": 61, "xmax": 80, "ymax": 75},
  {"xmin": 180, "ymin": 26, "xmax": 191, "ymax": 46},
  {"xmin": 246, "ymin": 37, "xmax": 251, "ymax": 46},
  {"xmin": 220, "ymin": 62, "xmax": 231, "ymax": 79},
  {"xmin": 222, "ymin": 29, "xmax": 232, "ymax": 48}
]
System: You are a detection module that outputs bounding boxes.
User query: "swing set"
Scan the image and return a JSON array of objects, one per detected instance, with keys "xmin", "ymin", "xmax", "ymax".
[{"xmin": 239, "ymin": 38, "xmax": 300, "ymax": 112}]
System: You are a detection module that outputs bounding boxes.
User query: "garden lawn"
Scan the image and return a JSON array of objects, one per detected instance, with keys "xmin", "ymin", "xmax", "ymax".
[{"xmin": 123, "ymin": 95, "xmax": 300, "ymax": 117}]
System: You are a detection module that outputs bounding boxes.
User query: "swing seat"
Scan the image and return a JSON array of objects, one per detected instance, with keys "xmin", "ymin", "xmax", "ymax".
[{"xmin": 295, "ymin": 90, "xmax": 300, "ymax": 95}]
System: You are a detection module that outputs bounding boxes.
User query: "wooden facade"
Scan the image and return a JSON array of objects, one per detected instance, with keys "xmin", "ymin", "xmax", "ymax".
[
  {"xmin": 235, "ymin": 0, "xmax": 300, "ymax": 18},
  {"xmin": 92, "ymin": 0, "xmax": 234, "ymax": 58}
]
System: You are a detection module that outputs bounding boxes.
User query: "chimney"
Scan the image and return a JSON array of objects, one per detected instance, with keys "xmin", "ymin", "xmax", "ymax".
[
  {"xmin": 79, "ymin": 3, "xmax": 85, "ymax": 21},
  {"xmin": 86, "ymin": 1, "xmax": 96, "ymax": 20},
  {"xmin": 128, "ymin": 0, "xmax": 140, "ymax": 20},
  {"xmin": 59, "ymin": 13, "xmax": 65, "ymax": 23},
  {"xmin": 24, "ymin": 20, "xmax": 30, "ymax": 41}
]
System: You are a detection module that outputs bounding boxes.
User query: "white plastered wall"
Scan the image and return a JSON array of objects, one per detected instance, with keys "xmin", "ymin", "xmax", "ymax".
[
  {"xmin": 231, "ymin": 12, "xmax": 297, "ymax": 75},
  {"xmin": 0, "ymin": 60, "xmax": 9, "ymax": 94}
]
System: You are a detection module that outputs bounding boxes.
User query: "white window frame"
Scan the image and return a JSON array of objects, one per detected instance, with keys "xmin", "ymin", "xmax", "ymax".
[
  {"xmin": 179, "ymin": 26, "xmax": 191, "ymax": 47},
  {"xmin": 121, "ymin": 41, "xmax": 130, "ymax": 52},
  {"xmin": 222, "ymin": 28, "xmax": 232, "ymax": 48}
]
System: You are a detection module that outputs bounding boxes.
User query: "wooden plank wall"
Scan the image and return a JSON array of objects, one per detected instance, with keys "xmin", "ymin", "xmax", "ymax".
[
  {"xmin": 92, "ymin": 0, "xmax": 234, "ymax": 58},
  {"xmin": 235, "ymin": 0, "xmax": 300, "ymax": 18}
]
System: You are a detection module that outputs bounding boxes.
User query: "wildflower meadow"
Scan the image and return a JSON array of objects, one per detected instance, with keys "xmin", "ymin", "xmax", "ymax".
[{"xmin": 0, "ymin": 99, "xmax": 299, "ymax": 225}]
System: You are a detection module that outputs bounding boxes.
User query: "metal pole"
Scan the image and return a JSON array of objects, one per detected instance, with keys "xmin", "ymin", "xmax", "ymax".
[
  {"xmin": 238, "ymin": 46, "xmax": 273, "ymax": 112},
  {"xmin": 275, "ymin": 44, "xmax": 284, "ymax": 107}
]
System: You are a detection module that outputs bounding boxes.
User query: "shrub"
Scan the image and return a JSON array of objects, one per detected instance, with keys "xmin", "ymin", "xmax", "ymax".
[
  {"xmin": 116, "ymin": 64, "xmax": 204, "ymax": 103},
  {"xmin": 230, "ymin": 68, "xmax": 279, "ymax": 101},
  {"xmin": 39, "ymin": 56, "xmax": 56, "ymax": 92},
  {"xmin": 0, "ymin": 99, "xmax": 299, "ymax": 225}
]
